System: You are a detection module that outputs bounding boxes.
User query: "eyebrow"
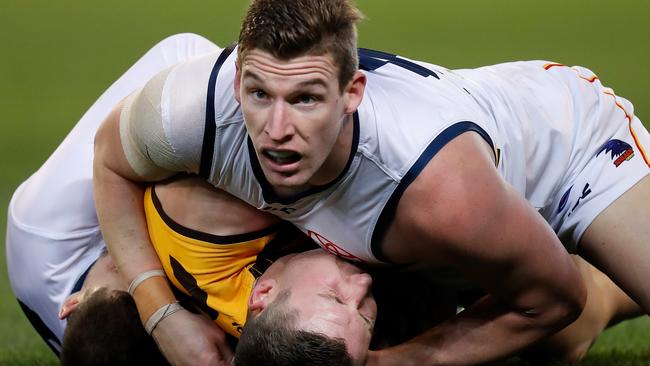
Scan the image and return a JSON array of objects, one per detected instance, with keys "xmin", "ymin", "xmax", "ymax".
[
  {"xmin": 241, "ymin": 69, "xmax": 262, "ymax": 82},
  {"xmin": 242, "ymin": 69, "xmax": 328, "ymax": 90}
]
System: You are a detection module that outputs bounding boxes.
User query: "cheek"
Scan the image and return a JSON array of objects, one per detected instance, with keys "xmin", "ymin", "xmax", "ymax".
[{"xmin": 243, "ymin": 109, "xmax": 264, "ymax": 134}]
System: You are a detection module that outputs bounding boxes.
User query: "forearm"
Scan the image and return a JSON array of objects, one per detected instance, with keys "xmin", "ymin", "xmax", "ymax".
[
  {"xmin": 94, "ymin": 163, "xmax": 159, "ymax": 277},
  {"xmin": 374, "ymin": 294, "xmax": 578, "ymax": 366},
  {"xmin": 92, "ymin": 98, "xmax": 174, "ymax": 289}
]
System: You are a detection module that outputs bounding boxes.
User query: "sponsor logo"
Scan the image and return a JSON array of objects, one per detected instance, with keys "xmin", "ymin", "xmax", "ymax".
[
  {"xmin": 307, "ymin": 230, "xmax": 364, "ymax": 263},
  {"xmin": 557, "ymin": 185, "xmax": 573, "ymax": 213},
  {"xmin": 232, "ymin": 321, "xmax": 243, "ymax": 334},
  {"xmin": 596, "ymin": 139, "xmax": 635, "ymax": 167},
  {"xmin": 557, "ymin": 183, "xmax": 592, "ymax": 217},
  {"xmin": 568, "ymin": 183, "xmax": 592, "ymax": 217}
]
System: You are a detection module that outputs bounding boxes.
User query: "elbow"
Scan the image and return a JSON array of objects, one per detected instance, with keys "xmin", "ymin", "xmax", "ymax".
[
  {"xmin": 555, "ymin": 292, "xmax": 586, "ymax": 330},
  {"xmin": 539, "ymin": 281, "xmax": 587, "ymax": 332}
]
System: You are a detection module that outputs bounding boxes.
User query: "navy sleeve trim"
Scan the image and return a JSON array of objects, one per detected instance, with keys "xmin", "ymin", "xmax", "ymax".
[
  {"xmin": 150, "ymin": 185, "xmax": 280, "ymax": 244},
  {"xmin": 199, "ymin": 44, "xmax": 236, "ymax": 179},
  {"xmin": 371, "ymin": 121, "xmax": 495, "ymax": 263}
]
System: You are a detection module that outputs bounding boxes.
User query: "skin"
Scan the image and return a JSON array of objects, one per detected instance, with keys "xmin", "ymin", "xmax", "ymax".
[
  {"xmin": 249, "ymin": 249, "xmax": 377, "ymax": 363},
  {"xmin": 158, "ymin": 177, "xmax": 379, "ymax": 360},
  {"xmin": 59, "ymin": 252, "xmax": 126, "ymax": 320},
  {"xmin": 62, "ymin": 176, "xmax": 639, "ymax": 365},
  {"xmin": 93, "ymin": 46, "xmax": 646, "ymax": 365},
  {"xmin": 234, "ymin": 49, "xmax": 366, "ymax": 195},
  {"xmin": 67, "ymin": 175, "xmax": 378, "ymax": 363},
  {"xmin": 234, "ymin": 50, "xmax": 588, "ymax": 365}
]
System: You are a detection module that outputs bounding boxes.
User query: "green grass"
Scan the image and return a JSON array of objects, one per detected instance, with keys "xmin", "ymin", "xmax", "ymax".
[{"xmin": 1, "ymin": 0, "xmax": 648, "ymax": 364}]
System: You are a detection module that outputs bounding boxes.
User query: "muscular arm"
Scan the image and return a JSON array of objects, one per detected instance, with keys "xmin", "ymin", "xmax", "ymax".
[
  {"xmin": 93, "ymin": 99, "xmax": 172, "ymax": 302},
  {"xmin": 375, "ymin": 132, "xmax": 587, "ymax": 365},
  {"xmin": 94, "ymin": 97, "xmax": 233, "ymax": 366}
]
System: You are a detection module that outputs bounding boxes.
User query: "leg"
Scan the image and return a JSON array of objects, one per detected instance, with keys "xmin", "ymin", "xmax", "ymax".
[
  {"xmin": 579, "ymin": 174, "xmax": 650, "ymax": 314},
  {"xmin": 527, "ymin": 256, "xmax": 641, "ymax": 362}
]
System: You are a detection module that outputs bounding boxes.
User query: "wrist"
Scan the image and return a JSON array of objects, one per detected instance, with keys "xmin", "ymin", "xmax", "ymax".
[
  {"xmin": 145, "ymin": 301, "xmax": 184, "ymax": 335},
  {"xmin": 129, "ymin": 270, "xmax": 176, "ymax": 324}
]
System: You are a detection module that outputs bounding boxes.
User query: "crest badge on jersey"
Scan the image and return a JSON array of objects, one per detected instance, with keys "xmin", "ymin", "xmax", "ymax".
[
  {"xmin": 307, "ymin": 230, "xmax": 364, "ymax": 263},
  {"xmin": 596, "ymin": 139, "xmax": 635, "ymax": 167}
]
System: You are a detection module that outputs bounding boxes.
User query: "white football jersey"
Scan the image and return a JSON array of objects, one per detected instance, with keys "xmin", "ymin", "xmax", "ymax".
[{"xmin": 124, "ymin": 46, "xmax": 649, "ymax": 264}]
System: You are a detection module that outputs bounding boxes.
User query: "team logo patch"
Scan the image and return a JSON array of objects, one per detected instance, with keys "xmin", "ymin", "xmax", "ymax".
[
  {"xmin": 307, "ymin": 230, "xmax": 364, "ymax": 263},
  {"xmin": 596, "ymin": 139, "xmax": 635, "ymax": 167}
]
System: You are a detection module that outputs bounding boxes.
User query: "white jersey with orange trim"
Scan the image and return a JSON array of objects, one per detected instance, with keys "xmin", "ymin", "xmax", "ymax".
[
  {"xmin": 120, "ymin": 46, "xmax": 650, "ymax": 264},
  {"xmin": 5, "ymin": 33, "xmax": 221, "ymax": 353}
]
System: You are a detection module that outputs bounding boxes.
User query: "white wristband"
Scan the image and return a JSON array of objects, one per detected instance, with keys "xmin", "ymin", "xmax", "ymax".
[
  {"xmin": 127, "ymin": 269, "xmax": 166, "ymax": 296},
  {"xmin": 145, "ymin": 302, "xmax": 184, "ymax": 335}
]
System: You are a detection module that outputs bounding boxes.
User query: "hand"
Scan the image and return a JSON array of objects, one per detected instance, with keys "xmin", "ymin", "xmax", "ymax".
[{"xmin": 152, "ymin": 308, "xmax": 234, "ymax": 366}]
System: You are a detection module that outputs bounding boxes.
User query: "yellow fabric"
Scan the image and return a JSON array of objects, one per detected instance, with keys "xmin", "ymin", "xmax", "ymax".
[{"xmin": 144, "ymin": 186, "xmax": 274, "ymax": 337}]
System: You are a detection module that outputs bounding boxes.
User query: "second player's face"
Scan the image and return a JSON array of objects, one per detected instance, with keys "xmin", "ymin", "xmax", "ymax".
[
  {"xmin": 274, "ymin": 250, "xmax": 377, "ymax": 363},
  {"xmin": 236, "ymin": 49, "xmax": 355, "ymax": 195}
]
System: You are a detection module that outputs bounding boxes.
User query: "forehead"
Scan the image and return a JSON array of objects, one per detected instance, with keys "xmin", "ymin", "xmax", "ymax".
[{"xmin": 240, "ymin": 49, "xmax": 339, "ymax": 82}]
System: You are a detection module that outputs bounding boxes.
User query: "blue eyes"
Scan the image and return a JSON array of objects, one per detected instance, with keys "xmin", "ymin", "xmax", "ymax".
[
  {"xmin": 252, "ymin": 90, "xmax": 267, "ymax": 100},
  {"xmin": 297, "ymin": 95, "xmax": 317, "ymax": 105}
]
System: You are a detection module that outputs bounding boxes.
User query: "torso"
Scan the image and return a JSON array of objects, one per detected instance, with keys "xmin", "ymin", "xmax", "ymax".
[{"xmin": 156, "ymin": 47, "xmax": 636, "ymax": 265}]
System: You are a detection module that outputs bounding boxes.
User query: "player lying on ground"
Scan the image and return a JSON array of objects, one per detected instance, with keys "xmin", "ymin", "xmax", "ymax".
[
  {"xmin": 5, "ymin": 33, "xmax": 451, "ymax": 365},
  {"xmin": 93, "ymin": 1, "xmax": 650, "ymax": 365},
  {"xmin": 8, "ymin": 167, "xmax": 641, "ymax": 365}
]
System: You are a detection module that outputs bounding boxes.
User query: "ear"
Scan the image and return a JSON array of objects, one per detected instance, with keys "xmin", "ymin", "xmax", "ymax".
[
  {"xmin": 234, "ymin": 63, "xmax": 242, "ymax": 103},
  {"xmin": 248, "ymin": 279, "xmax": 276, "ymax": 315},
  {"xmin": 59, "ymin": 292, "xmax": 82, "ymax": 319},
  {"xmin": 343, "ymin": 70, "xmax": 367, "ymax": 114}
]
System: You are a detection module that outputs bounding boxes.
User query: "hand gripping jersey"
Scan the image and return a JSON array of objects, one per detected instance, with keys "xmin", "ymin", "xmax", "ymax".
[{"xmin": 121, "ymin": 46, "xmax": 650, "ymax": 264}]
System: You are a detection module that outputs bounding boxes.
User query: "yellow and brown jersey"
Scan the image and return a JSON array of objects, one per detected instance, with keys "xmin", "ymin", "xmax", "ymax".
[{"xmin": 144, "ymin": 185, "xmax": 315, "ymax": 337}]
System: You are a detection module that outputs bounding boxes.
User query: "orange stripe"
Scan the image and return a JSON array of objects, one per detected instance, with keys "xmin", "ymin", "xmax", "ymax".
[
  {"xmin": 579, "ymin": 75, "xmax": 599, "ymax": 83},
  {"xmin": 628, "ymin": 123, "xmax": 650, "ymax": 167},
  {"xmin": 602, "ymin": 90, "xmax": 632, "ymax": 122},
  {"xmin": 543, "ymin": 62, "xmax": 564, "ymax": 70},
  {"xmin": 601, "ymin": 90, "xmax": 650, "ymax": 166},
  {"xmin": 544, "ymin": 63, "xmax": 650, "ymax": 167}
]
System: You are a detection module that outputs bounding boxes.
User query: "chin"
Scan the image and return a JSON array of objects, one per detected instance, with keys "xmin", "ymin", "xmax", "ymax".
[{"xmin": 266, "ymin": 173, "xmax": 310, "ymax": 193}]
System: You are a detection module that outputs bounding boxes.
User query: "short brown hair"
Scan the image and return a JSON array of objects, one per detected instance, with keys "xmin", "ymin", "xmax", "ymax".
[
  {"xmin": 238, "ymin": 0, "xmax": 364, "ymax": 90},
  {"xmin": 60, "ymin": 288, "xmax": 169, "ymax": 366},
  {"xmin": 234, "ymin": 290, "xmax": 356, "ymax": 366}
]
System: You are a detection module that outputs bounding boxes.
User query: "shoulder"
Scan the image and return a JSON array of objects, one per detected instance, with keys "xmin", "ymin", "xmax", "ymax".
[{"xmin": 380, "ymin": 131, "xmax": 505, "ymax": 264}]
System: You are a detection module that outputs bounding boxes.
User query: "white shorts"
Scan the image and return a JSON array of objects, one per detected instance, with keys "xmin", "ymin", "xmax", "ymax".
[{"xmin": 540, "ymin": 72, "xmax": 650, "ymax": 252}]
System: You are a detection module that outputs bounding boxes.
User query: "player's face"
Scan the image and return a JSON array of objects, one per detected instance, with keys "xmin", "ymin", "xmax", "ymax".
[
  {"xmin": 276, "ymin": 250, "xmax": 376, "ymax": 363},
  {"xmin": 236, "ymin": 49, "xmax": 363, "ymax": 195}
]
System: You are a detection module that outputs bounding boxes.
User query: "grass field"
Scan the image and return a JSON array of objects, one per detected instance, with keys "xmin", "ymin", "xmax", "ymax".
[{"xmin": 1, "ymin": 1, "xmax": 648, "ymax": 365}]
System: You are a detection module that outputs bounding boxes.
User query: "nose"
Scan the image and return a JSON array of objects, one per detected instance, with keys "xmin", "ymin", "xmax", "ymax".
[
  {"xmin": 347, "ymin": 273, "xmax": 373, "ymax": 307},
  {"xmin": 264, "ymin": 101, "xmax": 294, "ymax": 142}
]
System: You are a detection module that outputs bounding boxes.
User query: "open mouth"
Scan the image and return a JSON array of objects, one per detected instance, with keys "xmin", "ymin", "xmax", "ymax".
[{"xmin": 263, "ymin": 149, "xmax": 302, "ymax": 165}]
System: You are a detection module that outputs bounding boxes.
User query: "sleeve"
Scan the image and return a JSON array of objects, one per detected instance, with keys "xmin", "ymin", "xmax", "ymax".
[{"xmin": 119, "ymin": 52, "xmax": 217, "ymax": 179}]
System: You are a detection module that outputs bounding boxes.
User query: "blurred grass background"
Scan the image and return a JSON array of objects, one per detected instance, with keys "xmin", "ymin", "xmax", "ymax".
[{"xmin": 1, "ymin": 0, "xmax": 648, "ymax": 365}]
